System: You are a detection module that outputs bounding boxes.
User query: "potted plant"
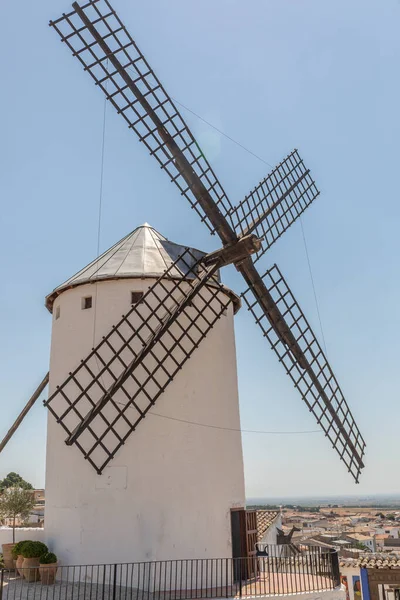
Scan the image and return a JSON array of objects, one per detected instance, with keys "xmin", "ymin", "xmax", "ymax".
[
  {"xmin": 1, "ymin": 542, "xmax": 16, "ymax": 570},
  {"xmin": 39, "ymin": 552, "xmax": 58, "ymax": 585},
  {"xmin": 0, "ymin": 487, "xmax": 35, "ymax": 569},
  {"xmin": 12, "ymin": 541, "xmax": 32, "ymax": 577},
  {"xmin": 21, "ymin": 541, "xmax": 48, "ymax": 582}
]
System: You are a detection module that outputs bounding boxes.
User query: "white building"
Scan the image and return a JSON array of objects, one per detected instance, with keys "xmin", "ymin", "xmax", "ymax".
[
  {"xmin": 374, "ymin": 527, "xmax": 400, "ymax": 539},
  {"xmin": 44, "ymin": 224, "xmax": 246, "ymax": 566},
  {"xmin": 346, "ymin": 533, "xmax": 377, "ymax": 553}
]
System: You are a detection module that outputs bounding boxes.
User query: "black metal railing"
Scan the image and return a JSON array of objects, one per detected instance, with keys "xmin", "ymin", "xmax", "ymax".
[{"xmin": 0, "ymin": 547, "xmax": 340, "ymax": 600}]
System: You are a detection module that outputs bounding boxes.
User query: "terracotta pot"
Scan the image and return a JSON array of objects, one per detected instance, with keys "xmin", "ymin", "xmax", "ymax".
[
  {"xmin": 39, "ymin": 563, "xmax": 58, "ymax": 585},
  {"xmin": 16, "ymin": 555, "xmax": 25, "ymax": 577},
  {"xmin": 22, "ymin": 557, "xmax": 40, "ymax": 582},
  {"xmin": 1, "ymin": 543, "xmax": 16, "ymax": 570}
]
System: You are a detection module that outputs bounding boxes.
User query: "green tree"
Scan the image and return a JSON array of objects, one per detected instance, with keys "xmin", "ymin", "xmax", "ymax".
[
  {"xmin": 353, "ymin": 541, "xmax": 368, "ymax": 551},
  {"xmin": 0, "ymin": 472, "xmax": 33, "ymax": 492},
  {"xmin": 0, "ymin": 488, "xmax": 35, "ymax": 542}
]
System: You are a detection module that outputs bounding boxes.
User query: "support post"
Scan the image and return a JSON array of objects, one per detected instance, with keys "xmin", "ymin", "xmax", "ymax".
[
  {"xmin": 0, "ymin": 373, "xmax": 49, "ymax": 454},
  {"xmin": 112, "ymin": 563, "xmax": 117, "ymax": 600}
]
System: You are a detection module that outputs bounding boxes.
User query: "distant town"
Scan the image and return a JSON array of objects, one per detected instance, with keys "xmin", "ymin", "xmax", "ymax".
[{"xmin": 248, "ymin": 500, "xmax": 400, "ymax": 555}]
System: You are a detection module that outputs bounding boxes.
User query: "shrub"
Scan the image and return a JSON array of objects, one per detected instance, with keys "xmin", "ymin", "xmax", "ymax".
[
  {"xmin": 12, "ymin": 540, "xmax": 32, "ymax": 560},
  {"xmin": 21, "ymin": 541, "xmax": 48, "ymax": 559},
  {"xmin": 40, "ymin": 552, "xmax": 57, "ymax": 565}
]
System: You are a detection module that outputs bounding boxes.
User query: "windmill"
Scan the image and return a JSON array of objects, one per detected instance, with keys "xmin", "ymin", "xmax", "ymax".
[{"xmin": 0, "ymin": 0, "xmax": 365, "ymax": 566}]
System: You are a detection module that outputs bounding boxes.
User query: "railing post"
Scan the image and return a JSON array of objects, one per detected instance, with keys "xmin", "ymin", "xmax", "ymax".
[
  {"xmin": 226, "ymin": 559, "xmax": 229, "ymax": 598},
  {"xmin": 330, "ymin": 550, "xmax": 340, "ymax": 588},
  {"xmin": 113, "ymin": 563, "xmax": 118, "ymax": 600},
  {"xmin": 102, "ymin": 565, "xmax": 106, "ymax": 600}
]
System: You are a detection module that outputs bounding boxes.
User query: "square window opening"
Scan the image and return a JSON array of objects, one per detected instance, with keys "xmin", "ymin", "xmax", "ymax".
[
  {"xmin": 131, "ymin": 291, "xmax": 144, "ymax": 305},
  {"xmin": 82, "ymin": 296, "xmax": 93, "ymax": 310}
]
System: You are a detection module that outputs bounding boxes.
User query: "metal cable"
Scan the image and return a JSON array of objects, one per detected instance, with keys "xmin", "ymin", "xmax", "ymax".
[
  {"xmin": 92, "ymin": 61, "xmax": 108, "ymax": 362},
  {"xmin": 149, "ymin": 411, "xmax": 320, "ymax": 435},
  {"xmin": 299, "ymin": 217, "xmax": 328, "ymax": 356},
  {"xmin": 172, "ymin": 98, "xmax": 275, "ymax": 169}
]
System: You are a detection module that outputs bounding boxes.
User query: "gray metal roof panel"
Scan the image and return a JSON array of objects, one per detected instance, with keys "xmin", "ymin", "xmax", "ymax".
[{"xmin": 45, "ymin": 224, "xmax": 241, "ymax": 313}]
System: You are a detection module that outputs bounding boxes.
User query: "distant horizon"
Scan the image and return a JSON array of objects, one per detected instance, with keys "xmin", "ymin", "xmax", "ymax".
[
  {"xmin": 246, "ymin": 492, "xmax": 400, "ymax": 505},
  {"xmin": 1, "ymin": 465, "xmax": 399, "ymax": 504}
]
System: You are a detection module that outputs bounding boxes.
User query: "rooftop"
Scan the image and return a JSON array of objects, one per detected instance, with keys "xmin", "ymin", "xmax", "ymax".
[
  {"xmin": 256, "ymin": 510, "xmax": 280, "ymax": 540},
  {"xmin": 340, "ymin": 555, "xmax": 400, "ymax": 569},
  {"xmin": 347, "ymin": 533, "xmax": 373, "ymax": 541},
  {"xmin": 45, "ymin": 224, "xmax": 241, "ymax": 312}
]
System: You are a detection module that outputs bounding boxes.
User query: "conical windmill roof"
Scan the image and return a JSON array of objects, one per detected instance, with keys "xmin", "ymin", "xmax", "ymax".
[{"xmin": 45, "ymin": 223, "xmax": 239, "ymax": 312}]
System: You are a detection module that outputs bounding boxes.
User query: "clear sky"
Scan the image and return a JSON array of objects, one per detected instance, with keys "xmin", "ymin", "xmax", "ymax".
[{"xmin": 0, "ymin": 0, "xmax": 399, "ymax": 498}]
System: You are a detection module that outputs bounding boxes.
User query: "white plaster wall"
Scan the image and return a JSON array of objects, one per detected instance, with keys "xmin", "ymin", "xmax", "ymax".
[
  {"xmin": 45, "ymin": 278, "xmax": 245, "ymax": 566},
  {"xmin": 374, "ymin": 527, "xmax": 400, "ymax": 538},
  {"xmin": 261, "ymin": 515, "xmax": 282, "ymax": 546},
  {"xmin": 0, "ymin": 528, "xmax": 45, "ymax": 546}
]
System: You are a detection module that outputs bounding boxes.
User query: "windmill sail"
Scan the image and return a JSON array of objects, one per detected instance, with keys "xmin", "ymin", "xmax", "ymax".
[
  {"xmin": 242, "ymin": 264, "xmax": 366, "ymax": 482},
  {"xmin": 45, "ymin": 249, "xmax": 233, "ymax": 474},
  {"xmin": 49, "ymin": 0, "xmax": 236, "ymax": 242},
  {"xmin": 228, "ymin": 149, "xmax": 320, "ymax": 262}
]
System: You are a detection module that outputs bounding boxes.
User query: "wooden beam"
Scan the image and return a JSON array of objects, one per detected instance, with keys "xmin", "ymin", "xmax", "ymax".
[
  {"xmin": 72, "ymin": 1, "xmax": 238, "ymax": 248},
  {"xmin": 0, "ymin": 373, "xmax": 49, "ymax": 454},
  {"xmin": 202, "ymin": 234, "xmax": 262, "ymax": 267}
]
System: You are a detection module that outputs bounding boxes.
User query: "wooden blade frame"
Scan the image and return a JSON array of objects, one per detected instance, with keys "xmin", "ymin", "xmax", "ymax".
[
  {"xmin": 45, "ymin": 249, "xmax": 232, "ymax": 474},
  {"xmin": 228, "ymin": 149, "xmax": 320, "ymax": 262},
  {"xmin": 242, "ymin": 264, "xmax": 366, "ymax": 483},
  {"xmin": 49, "ymin": 0, "xmax": 235, "ymax": 242}
]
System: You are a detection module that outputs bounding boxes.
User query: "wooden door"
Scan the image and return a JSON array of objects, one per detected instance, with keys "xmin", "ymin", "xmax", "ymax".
[{"xmin": 230, "ymin": 509, "xmax": 258, "ymax": 581}]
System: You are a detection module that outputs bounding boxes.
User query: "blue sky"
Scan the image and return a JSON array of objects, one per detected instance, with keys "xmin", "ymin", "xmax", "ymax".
[{"xmin": 0, "ymin": 0, "xmax": 399, "ymax": 497}]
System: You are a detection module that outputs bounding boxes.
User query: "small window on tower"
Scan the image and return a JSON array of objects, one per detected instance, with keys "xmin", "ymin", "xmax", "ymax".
[
  {"xmin": 55, "ymin": 306, "xmax": 60, "ymax": 320},
  {"xmin": 131, "ymin": 291, "xmax": 144, "ymax": 305},
  {"xmin": 82, "ymin": 296, "xmax": 92, "ymax": 310}
]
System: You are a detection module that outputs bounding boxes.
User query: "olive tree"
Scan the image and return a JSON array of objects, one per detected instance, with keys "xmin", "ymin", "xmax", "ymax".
[{"xmin": 0, "ymin": 487, "xmax": 35, "ymax": 542}]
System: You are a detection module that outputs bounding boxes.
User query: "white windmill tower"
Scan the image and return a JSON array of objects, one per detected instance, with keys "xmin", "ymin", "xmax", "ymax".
[
  {"xmin": 0, "ymin": 0, "xmax": 366, "ymax": 571},
  {"xmin": 44, "ymin": 223, "xmax": 245, "ymax": 565}
]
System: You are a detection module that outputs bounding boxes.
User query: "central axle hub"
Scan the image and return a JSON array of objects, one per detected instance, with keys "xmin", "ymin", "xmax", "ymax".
[{"xmin": 202, "ymin": 234, "xmax": 262, "ymax": 268}]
